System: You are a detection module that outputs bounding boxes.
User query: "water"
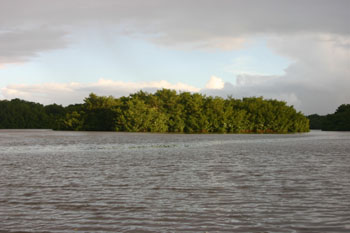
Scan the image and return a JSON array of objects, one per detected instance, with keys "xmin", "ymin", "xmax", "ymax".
[{"xmin": 0, "ymin": 130, "xmax": 349, "ymax": 232}]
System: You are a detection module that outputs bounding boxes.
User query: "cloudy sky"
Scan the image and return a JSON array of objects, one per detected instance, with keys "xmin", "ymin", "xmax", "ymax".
[{"xmin": 1, "ymin": 0, "xmax": 349, "ymax": 114}]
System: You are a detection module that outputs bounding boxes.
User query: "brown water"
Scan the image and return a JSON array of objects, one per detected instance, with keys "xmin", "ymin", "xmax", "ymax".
[{"xmin": 0, "ymin": 130, "xmax": 349, "ymax": 232}]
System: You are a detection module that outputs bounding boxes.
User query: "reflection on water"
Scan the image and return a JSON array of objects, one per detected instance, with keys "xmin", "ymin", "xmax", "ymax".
[{"xmin": 0, "ymin": 130, "xmax": 350, "ymax": 232}]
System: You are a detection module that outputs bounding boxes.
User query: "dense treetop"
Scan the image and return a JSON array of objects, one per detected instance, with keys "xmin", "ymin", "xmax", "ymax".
[
  {"xmin": 308, "ymin": 104, "xmax": 350, "ymax": 131},
  {"xmin": 0, "ymin": 89, "xmax": 310, "ymax": 133}
]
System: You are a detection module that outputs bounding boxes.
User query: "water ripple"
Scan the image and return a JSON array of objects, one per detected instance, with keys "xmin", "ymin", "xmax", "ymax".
[{"xmin": 0, "ymin": 130, "xmax": 350, "ymax": 232}]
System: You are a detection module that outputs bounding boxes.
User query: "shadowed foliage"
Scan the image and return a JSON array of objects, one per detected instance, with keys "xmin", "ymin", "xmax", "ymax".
[{"xmin": 308, "ymin": 104, "xmax": 350, "ymax": 131}]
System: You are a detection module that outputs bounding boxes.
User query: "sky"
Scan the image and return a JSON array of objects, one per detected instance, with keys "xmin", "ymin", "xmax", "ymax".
[{"xmin": 1, "ymin": 0, "xmax": 350, "ymax": 114}]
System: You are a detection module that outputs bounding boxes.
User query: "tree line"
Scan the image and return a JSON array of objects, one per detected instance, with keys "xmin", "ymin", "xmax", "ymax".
[
  {"xmin": 308, "ymin": 104, "xmax": 350, "ymax": 131},
  {"xmin": 0, "ymin": 89, "xmax": 309, "ymax": 133}
]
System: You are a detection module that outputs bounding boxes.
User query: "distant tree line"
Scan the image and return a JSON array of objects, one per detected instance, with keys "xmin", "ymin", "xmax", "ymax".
[
  {"xmin": 308, "ymin": 104, "xmax": 350, "ymax": 131},
  {"xmin": 0, "ymin": 89, "xmax": 309, "ymax": 133}
]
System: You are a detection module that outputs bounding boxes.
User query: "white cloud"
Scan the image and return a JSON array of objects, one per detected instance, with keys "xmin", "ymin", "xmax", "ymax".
[
  {"xmin": 94, "ymin": 79, "xmax": 200, "ymax": 92},
  {"xmin": 235, "ymin": 75, "xmax": 278, "ymax": 86},
  {"xmin": 1, "ymin": 79, "xmax": 200, "ymax": 106},
  {"xmin": 204, "ymin": 76, "xmax": 225, "ymax": 90}
]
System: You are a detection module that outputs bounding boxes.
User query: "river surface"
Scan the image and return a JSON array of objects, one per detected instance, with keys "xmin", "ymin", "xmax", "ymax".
[{"xmin": 0, "ymin": 130, "xmax": 349, "ymax": 232}]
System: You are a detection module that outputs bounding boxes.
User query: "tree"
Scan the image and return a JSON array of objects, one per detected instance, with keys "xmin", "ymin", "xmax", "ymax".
[{"xmin": 308, "ymin": 104, "xmax": 350, "ymax": 131}]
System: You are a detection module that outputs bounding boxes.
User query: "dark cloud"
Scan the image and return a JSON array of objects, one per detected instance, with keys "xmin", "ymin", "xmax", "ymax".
[
  {"xmin": 0, "ymin": 28, "xmax": 68, "ymax": 64},
  {"xmin": 1, "ymin": 0, "xmax": 350, "ymax": 59},
  {"xmin": 1, "ymin": 0, "xmax": 350, "ymax": 46}
]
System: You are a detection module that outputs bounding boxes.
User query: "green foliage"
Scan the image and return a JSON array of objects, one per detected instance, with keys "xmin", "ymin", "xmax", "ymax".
[
  {"xmin": 0, "ymin": 99, "xmax": 49, "ymax": 129},
  {"xmin": 308, "ymin": 104, "xmax": 350, "ymax": 131},
  {"xmin": 57, "ymin": 111, "xmax": 83, "ymax": 130},
  {"xmin": 44, "ymin": 104, "xmax": 65, "ymax": 129},
  {"xmin": 0, "ymin": 90, "xmax": 310, "ymax": 133},
  {"xmin": 308, "ymin": 114, "xmax": 326, "ymax": 129},
  {"xmin": 180, "ymin": 92, "xmax": 209, "ymax": 133},
  {"xmin": 321, "ymin": 104, "xmax": 350, "ymax": 131},
  {"xmin": 118, "ymin": 96, "xmax": 168, "ymax": 132},
  {"xmin": 81, "ymin": 93, "xmax": 120, "ymax": 131}
]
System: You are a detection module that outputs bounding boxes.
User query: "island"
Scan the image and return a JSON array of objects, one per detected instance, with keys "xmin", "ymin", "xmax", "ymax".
[{"xmin": 0, "ymin": 89, "xmax": 309, "ymax": 133}]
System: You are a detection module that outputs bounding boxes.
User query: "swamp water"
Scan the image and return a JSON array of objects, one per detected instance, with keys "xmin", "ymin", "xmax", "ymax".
[{"xmin": 0, "ymin": 130, "xmax": 349, "ymax": 232}]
